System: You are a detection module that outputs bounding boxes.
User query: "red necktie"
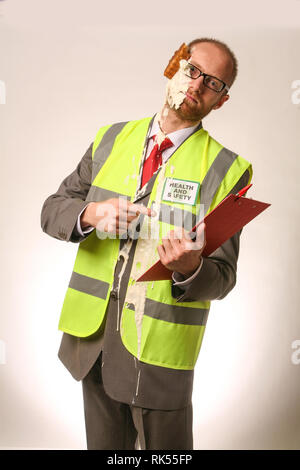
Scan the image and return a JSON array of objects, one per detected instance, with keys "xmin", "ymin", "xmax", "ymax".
[{"xmin": 141, "ymin": 136, "xmax": 173, "ymax": 187}]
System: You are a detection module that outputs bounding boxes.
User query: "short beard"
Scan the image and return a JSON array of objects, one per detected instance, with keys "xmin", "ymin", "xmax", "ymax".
[{"xmin": 172, "ymin": 100, "xmax": 207, "ymax": 123}]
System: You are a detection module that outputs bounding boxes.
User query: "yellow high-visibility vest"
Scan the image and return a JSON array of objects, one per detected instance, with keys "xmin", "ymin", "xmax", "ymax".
[{"xmin": 58, "ymin": 117, "xmax": 252, "ymax": 370}]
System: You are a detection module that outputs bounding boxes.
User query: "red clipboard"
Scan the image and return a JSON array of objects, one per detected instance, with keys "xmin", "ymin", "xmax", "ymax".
[{"xmin": 136, "ymin": 184, "xmax": 271, "ymax": 282}]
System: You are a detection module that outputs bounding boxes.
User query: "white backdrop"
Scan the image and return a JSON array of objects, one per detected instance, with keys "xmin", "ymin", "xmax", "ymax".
[{"xmin": 1, "ymin": 0, "xmax": 300, "ymax": 449}]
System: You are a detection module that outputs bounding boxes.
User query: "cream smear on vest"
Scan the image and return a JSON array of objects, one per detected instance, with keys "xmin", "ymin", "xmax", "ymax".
[
  {"xmin": 116, "ymin": 239, "xmax": 133, "ymax": 332},
  {"xmin": 122, "ymin": 164, "xmax": 167, "ymax": 361}
]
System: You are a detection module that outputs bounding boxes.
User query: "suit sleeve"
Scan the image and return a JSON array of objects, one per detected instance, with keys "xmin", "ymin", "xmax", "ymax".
[
  {"xmin": 172, "ymin": 169, "xmax": 251, "ymax": 302},
  {"xmin": 40, "ymin": 143, "xmax": 93, "ymax": 243}
]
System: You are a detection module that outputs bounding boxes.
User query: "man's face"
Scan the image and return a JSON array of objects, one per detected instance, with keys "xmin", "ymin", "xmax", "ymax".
[{"xmin": 174, "ymin": 42, "xmax": 233, "ymax": 122}]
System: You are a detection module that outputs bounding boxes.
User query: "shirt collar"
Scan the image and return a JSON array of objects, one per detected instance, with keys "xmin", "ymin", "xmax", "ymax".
[{"xmin": 149, "ymin": 117, "xmax": 200, "ymax": 147}]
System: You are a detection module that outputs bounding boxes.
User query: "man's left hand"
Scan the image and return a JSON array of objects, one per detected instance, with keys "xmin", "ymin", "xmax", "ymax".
[{"xmin": 157, "ymin": 223, "xmax": 206, "ymax": 277}]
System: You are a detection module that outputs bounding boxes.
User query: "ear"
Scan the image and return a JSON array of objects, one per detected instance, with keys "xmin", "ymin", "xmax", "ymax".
[{"xmin": 213, "ymin": 93, "xmax": 230, "ymax": 110}]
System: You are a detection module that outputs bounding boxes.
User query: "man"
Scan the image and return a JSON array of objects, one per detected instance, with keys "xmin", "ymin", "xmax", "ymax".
[{"xmin": 41, "ymin": 38, "xmax": 252, "ymax": 450}]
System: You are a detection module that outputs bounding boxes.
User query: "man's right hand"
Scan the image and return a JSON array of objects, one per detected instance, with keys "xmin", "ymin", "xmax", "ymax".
[{"xmin": 80, "ymin": 198, "xmax": 155, "ymax": 236}]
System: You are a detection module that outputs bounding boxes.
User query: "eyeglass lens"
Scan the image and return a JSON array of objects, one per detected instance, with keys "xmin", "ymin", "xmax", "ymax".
[{"xmin": 185, "ymin": 63, "xmax": 223, "ymax": 92}]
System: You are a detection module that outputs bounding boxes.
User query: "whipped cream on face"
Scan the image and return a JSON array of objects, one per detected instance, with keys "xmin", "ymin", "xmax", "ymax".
[
  {"xmin": 166, "ymin": 59, "xmax": 190, "ymax": 110},
  {"xmin": 155, "ymin": 59, "xmax": 191, "ymax": 143}
]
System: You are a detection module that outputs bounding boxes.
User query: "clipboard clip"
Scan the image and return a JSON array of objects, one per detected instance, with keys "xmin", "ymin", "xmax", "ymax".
[{"xmin": 235, "ymin": 183, "xmax": 252, "ymax": 199}]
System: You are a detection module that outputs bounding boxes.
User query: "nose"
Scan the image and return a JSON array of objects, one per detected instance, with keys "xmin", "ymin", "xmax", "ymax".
[{"xmin": 190, "ymin": 74, "xmax": 205, "ymax": 93}]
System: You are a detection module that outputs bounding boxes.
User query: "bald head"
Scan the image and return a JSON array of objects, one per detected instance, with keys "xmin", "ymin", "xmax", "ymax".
[{"xmin": 188, "ymin": 38, "xmax": 238, "ymax": 89}]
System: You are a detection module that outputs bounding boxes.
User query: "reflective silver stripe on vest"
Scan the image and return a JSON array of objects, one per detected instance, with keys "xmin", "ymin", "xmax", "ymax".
[
  {"xmin": 230, "ymin": 169, "xmax": 250, "ymax": 194},
  {"xmin": 92, "ymin": 121, "xmax": 128, "ymax": 181},
  {"xmin": 86, "ymin": 185, "xmax": 131, "ymax": 203},
  {"xmin": 69, "ymin": 271, "xmax": 109, "ymax": 299},
  {"xmin": 200, "ymin": 147, "xmax": 238, "ymax": 214},
  {"xmin": 157, "ymin": 203, "xmax": 197, "ymax": 231},
  {"xmin": 127, "ymin": 299, "xmax": 208, "ymax": 326}
]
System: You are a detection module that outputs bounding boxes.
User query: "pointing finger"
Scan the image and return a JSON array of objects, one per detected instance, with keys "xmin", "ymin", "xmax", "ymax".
[{"xmin": 127, "ymin": 203, "xmax": 156, "ymax": 217}]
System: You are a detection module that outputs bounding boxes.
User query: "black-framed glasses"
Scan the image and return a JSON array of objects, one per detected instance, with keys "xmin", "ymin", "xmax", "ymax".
[{"xmin": 183, "ymin": 62, "xmax": 229, "ymax": 93}]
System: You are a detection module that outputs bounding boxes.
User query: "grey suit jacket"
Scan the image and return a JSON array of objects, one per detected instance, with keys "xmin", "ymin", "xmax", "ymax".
[{"xmin": 41, "ymin": 137, "xmax": 249, "ymax": 409}]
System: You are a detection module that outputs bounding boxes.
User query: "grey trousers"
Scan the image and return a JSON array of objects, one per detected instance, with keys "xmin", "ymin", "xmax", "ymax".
[{"xmin": 81, "ymin": 354, "xmax": 193, "ymax": 450}]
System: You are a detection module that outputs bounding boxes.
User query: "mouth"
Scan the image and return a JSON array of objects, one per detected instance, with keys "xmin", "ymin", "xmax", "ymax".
[{"xmin": 185, "ymin": 92, "xmax": 198, "ymax": 105}]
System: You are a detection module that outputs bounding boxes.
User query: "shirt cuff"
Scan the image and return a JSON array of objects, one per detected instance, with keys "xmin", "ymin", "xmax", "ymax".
[
  {"xmin": 76, "ymin": 204, "xmax": 95, "ymax": 237},
  {"xmin": 172, "ymin": 257, "xmax": 204, "ymax": 286}
]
